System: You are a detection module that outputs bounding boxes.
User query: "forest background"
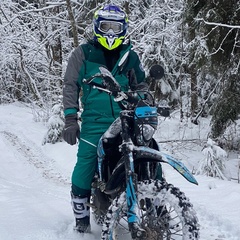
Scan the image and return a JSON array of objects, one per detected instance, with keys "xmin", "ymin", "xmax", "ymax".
[{"xmin": 1, "ymin": 0, "xmax": 240, "ymax": 153}]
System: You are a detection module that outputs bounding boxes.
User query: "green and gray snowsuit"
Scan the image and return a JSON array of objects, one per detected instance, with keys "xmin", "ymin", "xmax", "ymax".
[{"xmin": 63, "ymin": 41, "xmax": 145, "ymax": 196}]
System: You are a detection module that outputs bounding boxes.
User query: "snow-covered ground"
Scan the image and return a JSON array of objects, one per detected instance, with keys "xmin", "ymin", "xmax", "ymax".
[{"xmin": 0, "ymin": 102, "xmax": 240, "ymax": 240}]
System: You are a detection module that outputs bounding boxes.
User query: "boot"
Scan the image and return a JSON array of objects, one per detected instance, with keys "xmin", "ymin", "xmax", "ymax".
[{"xmin": 71, "ymin": 192, "xmax": 91, "ymax": 233}]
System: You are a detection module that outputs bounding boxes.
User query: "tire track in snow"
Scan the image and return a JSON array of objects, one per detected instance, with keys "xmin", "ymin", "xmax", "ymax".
[{"xmin": 0, "ymin": 130, "xmax": 69, "ymax": 186}]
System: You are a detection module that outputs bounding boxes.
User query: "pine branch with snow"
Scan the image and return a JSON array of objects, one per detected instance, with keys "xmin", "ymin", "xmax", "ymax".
[
  {"xmin": 42, "ymin": 102, "xmax": 64, "ymax": 145},
  {"xmin": 196, "ymin": 138, "xmax": 228, "ymax": 180}
]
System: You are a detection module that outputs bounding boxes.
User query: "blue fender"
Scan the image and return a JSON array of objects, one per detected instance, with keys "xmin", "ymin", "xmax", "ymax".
[
  {"xmin": 102, "ymin": 143, "xmax": 198, "ymax": 194},
  {"xmin": 133, "ymin": 146, "xmax": 198, "ymax": 185}
]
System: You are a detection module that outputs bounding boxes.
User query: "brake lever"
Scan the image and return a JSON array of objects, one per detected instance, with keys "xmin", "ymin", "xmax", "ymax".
[
  {"xmin": 92, "ymin": 85, "xmax": 111, "ymax": 94},
  {"xmin": 83, "ymin": 73, "xmax": 102, "ymax": 84}
]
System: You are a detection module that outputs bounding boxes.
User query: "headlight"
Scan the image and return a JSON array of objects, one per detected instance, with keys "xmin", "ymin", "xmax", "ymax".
[
  {"xmin": 134, "ymin": 102, "xmax": 158, "ymax": 145},
  {"xmin": 142, "ymin": 124, "xmax": 155, "ymax": 141}
]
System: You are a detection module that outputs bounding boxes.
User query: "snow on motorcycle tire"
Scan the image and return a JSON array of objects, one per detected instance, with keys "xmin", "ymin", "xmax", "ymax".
[{"xmin": 101, "ymin": 179, "xmax": 199, "ymax": 240}]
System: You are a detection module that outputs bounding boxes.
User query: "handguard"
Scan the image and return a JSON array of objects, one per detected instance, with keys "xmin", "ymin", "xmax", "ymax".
[{"xmin": 99, "ymin": 67, "xmax": 121, "ymax": 97}]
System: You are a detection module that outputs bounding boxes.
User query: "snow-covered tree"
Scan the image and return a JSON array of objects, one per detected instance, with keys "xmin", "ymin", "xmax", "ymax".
[
  {"xmin": 183, "ymin": 0, "xmax": 240, "ymax": 125},
  {"xmin": 213, "ymin": 116, "xmax": 240, "ymax": 151},
  {"xmin": 211, "ymin": 73, "xmax": 240, "ymax": 142},
  {"xmin": 42, "ymin": 99, "xmax": 64, "ymax": 144},
  {"xmin": 127, "ymin": 0, "xmax": 183, "ymax": 106},
  {"xmin": 0, "ymin": 0, "xmax": 75, "ymax": 119},
  {"xmin": 196, "ymin": 138, "xmax": 228, "ymax": 180}
]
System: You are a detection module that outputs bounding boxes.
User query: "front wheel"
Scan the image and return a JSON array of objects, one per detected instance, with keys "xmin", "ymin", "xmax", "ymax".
[{"xmin": 101, "ymin": 180, "xmax": 199, "ymax": 240}]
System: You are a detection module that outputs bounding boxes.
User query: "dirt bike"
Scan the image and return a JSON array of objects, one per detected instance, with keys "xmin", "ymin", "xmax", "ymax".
[{"xmin": 83, "ymin": 65, "xmax": 199, "ymax": 240}]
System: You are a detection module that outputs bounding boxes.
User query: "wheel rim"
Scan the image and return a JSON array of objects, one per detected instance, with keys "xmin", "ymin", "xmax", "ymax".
[
  {"xmin": 138, "ymin": 197, "xmax": 183, "ymax": 240},
  {"xmin": 101, "ymin": 180, "xmax": 199, "ymax": 240}
]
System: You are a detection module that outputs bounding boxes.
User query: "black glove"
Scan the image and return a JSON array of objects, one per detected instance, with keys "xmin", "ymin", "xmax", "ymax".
[{"xmin": 62, "ymin": 114, "xmax": 80, "ymax": 145}]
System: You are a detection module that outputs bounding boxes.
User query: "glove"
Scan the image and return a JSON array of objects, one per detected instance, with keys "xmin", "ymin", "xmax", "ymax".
[{"xmin": 62, "ymin": 114, "xmax": 80, "ymax": 145}]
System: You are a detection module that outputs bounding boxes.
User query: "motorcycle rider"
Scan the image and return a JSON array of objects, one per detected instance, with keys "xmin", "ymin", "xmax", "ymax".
[{"xmin": 62, "ymin": 4, "xmax": 146, "ymax": 233}]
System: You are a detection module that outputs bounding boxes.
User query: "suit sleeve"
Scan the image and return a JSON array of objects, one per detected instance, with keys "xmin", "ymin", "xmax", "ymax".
[{"xmin": 63, "ymin": 46, "xmax": 85, "ymax": 116}]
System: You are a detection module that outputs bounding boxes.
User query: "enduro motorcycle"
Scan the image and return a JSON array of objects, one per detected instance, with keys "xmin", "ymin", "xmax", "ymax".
[{"xmin": 83, "ymin": 65, "xmax": 199, "ymax": 240}]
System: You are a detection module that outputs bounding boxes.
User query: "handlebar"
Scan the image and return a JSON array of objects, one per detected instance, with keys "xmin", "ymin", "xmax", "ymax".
[
  {"xmin": 83, "ymin": 67, "xmax": 141, "ymax": 104},
  {"xmin": 82, "ymin": 67, "xmax": 157, "ymax": 108},
  {"xmin": 83, "ymin": 75, "xmax": 139, "ymax": 105},
  {"xmin": 83, "ymin": 66, "xmax": 170, "ymax": 116}
]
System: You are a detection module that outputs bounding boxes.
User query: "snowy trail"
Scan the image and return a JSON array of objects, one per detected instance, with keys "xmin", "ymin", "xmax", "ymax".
[
  {"xmin": 0, "ymin": 103, "xmax": 240, "ymax": 240},
  {"xmin": 0, "ymin": 128, "xmax": 101, "ymax": 240},
  {"xmin": 1, "ymin": 130, "xmax": 69, "ymax": 185}
]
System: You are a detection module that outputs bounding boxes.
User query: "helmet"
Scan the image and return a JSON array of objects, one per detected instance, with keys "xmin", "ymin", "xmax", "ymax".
[{"xmin": 93, "ymin": 4, "xmax": 128, "ymax": 50}]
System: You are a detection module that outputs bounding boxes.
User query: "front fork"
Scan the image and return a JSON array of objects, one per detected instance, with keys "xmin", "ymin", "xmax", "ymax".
[{"xmin": 120, "ymin": 111, "xmax": 146, "ymax": 239}]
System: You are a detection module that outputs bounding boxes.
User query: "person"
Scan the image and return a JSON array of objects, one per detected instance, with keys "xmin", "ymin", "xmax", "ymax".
[{"xmin": 62, "ymin": 4, "xmax": 146, "ymax": 234}]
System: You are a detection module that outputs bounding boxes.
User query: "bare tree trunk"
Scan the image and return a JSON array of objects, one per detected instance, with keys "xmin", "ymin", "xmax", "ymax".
[
  {"xmin": 48, "ymin": 5, "xmax": 63, "ymax": 93},
  {"xmin": 190, "ymin": 67, "xmax": 198, "ymax": 117},
  {"xmin": 14, "ymin": 68, "xmax": 23, "ymax": 101},
  {"xmin": 15, "ymin": 46, "xmax": 43, "ymax": 104},
  {"xmin": 123, "ymin": 1, "xmax": 130, "ymax": 15},
  {"xmin": 66, "ymin": 0, "xmax": 79, "ymax": 48}
]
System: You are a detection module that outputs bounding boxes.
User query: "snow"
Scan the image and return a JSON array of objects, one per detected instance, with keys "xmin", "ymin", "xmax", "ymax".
[{"xmin": 0, "ymin": 102, "xmax": 240, "ymax": 240}]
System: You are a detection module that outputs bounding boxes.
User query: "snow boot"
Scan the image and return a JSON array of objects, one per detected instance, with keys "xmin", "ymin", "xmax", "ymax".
[{"xmin": 71, "ymin": 192, "xmax": 91, "ymax": 233}]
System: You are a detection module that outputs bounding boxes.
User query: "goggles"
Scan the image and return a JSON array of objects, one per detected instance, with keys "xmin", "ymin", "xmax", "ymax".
[{"xmin": 98, "ymin": 21, "xmax": 123, "ymax": 34}]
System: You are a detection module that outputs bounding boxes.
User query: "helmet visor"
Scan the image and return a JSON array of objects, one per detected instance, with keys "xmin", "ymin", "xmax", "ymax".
[{"xmin": 99, "ymin": 21, "xmax": 123, "ymax": 34}]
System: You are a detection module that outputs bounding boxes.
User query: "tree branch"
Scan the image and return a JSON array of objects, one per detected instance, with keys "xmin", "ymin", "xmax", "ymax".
[{"xmin": 195, "ymin": 18, "xmax": 240, "ymax": 29}]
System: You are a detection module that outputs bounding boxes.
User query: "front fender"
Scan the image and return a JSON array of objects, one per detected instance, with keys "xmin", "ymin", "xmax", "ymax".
[
  {"xmin": 133, "ymin": 146, "xmax": 198, "ymax": 185},
  {"xmin": 105, "ymin": 146, "xmax": 197, "ymax": 194}
]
